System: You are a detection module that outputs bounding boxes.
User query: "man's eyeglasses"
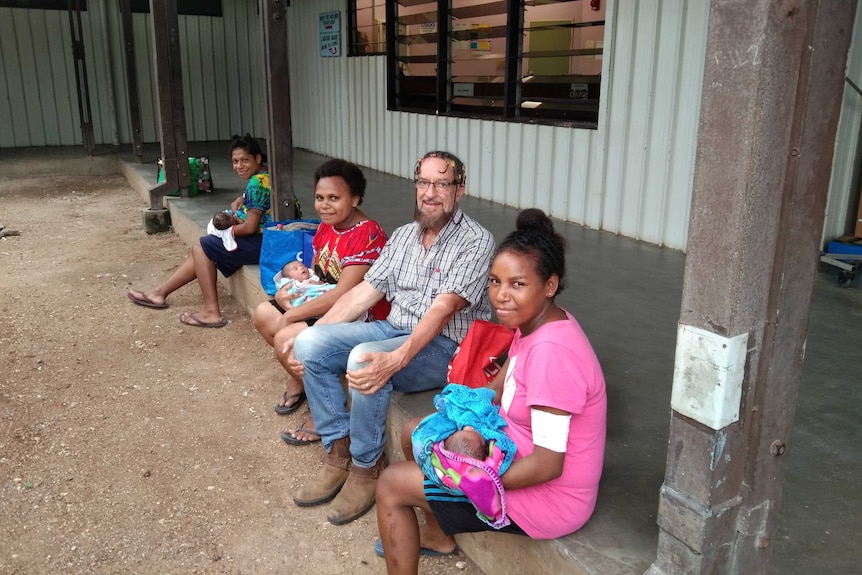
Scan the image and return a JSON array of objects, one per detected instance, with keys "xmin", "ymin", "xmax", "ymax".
[{"xmin": 415, "ymin": 179, "xmax": 457, "ymax": 192}]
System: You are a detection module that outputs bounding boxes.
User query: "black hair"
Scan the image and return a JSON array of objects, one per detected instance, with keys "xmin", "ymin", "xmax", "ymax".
[
  {"xmin": 229, "ymin": 133, "xmax": 266, "ymax": 163},
  {"xmin": 414, "ymin": 151, "xmax": 467, "ymax": 186},
  {"xmin": 313, "ymin": 158, "xmax": 367, "ymax": 205},
  {"xmin": 444, "ymin": 431, "xmax": 487, "ymax": 460},
  {"xmin": 496, "ymin": 208, "xmax": 567, "ymax": 294},
  {"xmin": 212, "ymin": 211, "xmax": 234, "ymax": 230}
]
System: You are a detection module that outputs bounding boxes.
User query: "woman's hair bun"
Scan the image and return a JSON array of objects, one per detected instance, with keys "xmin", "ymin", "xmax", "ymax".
[
  {"xmin": 516, "ymin": 208, "xmax": 555, "ymax": 234},
  {"xmin": 498, "ymin": 208, "xmax": 566, "ymax": 294}
]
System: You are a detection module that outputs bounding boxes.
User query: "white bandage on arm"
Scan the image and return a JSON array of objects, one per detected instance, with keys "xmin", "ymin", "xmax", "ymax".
[{"xmin": 530, "ymin": 408, "xmax": 572, "ymax": 453}]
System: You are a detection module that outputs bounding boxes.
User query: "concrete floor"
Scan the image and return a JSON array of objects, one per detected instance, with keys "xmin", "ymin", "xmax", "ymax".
[{"xmin": 6, "ymin": 143, "xmax": 860, "ymax": 574}]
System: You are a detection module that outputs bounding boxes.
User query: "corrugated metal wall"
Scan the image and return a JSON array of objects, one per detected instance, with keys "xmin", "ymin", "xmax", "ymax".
[
  {"xmin": 287, "ymin": 0, "xmax": 710, "ymax": 250},
  {"xmin": 823, "ymin": 4, "xmax": 862, "ymax": 243},
  {"xmin": 0, "ymin": 7, "xmax": 79, "ymax": 147},
  {"xmin": 2, "ymin": 1, "xmax": 859, "ymax": 249},
  {"xmin": 0, "ymin": 0, "xmax": 265, "ymax": 148}
]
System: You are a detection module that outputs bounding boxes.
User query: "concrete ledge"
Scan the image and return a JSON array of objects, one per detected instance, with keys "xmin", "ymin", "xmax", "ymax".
[
  {"xmin": 0, "ymin": 155, "xmax": 121, "ymax": 179},
  {"xmin": 165, "ymin": 200, "xmax": 270, "ymax": 318},
  {"xmin": 121, "ymin": 158, "xmax": 268, "ymax": 318},
  {"xmin": 118, "ymin": 159, "xmax": 155, "ymax": 204},
  {"xmin": 118, "ymin": 153, "xmax": 651, "ymax": 575}
]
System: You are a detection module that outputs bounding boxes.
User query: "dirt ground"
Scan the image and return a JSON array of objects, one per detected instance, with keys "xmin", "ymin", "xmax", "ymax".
[{"xmin": 0, "ymin": 176, "xmax": 474, "ymax": 575}]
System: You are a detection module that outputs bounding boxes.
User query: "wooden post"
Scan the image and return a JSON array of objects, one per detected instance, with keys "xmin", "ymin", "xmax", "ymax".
[
  {"xmin": 647, "ymin": 2, "xmax": 856, "ymax": 574},
  {"xmin": 119, "ymin": 0, "xmax": 143, "ymax": 163},
  {"xmin": 67, "ymin": 0, "xmax": 95, "ymax": 156},
  {"xmin": 261, "ymin": 0, "xmax": 297, "ymax": 221},
  {"xmin": 148, "ymin": 0, "xmax": 189, "ymax": 208}
]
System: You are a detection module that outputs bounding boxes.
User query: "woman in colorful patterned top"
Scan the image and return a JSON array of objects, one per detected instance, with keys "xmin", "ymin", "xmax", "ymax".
[
  {"xmin": 252, "ymin": 158, "xmax": 387, "ymax": 444},
  {"xmin": 127, "ymin": 133, "xmax": 272, "ymax": 328}
]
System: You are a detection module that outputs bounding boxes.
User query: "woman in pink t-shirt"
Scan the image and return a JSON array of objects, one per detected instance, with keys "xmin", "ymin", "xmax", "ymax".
[{"xmin": 375, "ymin": 208, "xmax": 607, "ymax": 573}]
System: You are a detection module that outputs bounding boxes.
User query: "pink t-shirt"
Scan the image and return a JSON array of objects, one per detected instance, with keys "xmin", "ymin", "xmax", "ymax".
[{"xmin": 500, "ymin": 310, "xmax": 607, "ymax": 539}]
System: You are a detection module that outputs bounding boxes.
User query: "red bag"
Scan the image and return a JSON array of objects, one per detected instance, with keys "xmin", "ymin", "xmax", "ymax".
[{"xmin": 447, "ymin": 320, "xmax": 514, "ymax": 388}]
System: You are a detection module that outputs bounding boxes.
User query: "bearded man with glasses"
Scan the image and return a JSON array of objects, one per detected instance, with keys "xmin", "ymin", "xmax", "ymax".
[{"xmin": 285, "ymin": 150, "xmax": 495, "ymax": 525}]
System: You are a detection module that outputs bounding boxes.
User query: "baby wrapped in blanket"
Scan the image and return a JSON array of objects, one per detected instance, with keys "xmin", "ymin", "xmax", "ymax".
[
  {"xmin": 412, "ymin": 384, "xmax": 517, "ymax": 529},
  {"xmin": 272, "ymin": 260, "xmax": 336, "ymax": 307}
]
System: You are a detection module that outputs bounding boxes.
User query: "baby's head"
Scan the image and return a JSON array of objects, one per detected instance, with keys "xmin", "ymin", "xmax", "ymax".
[
  {"xmin": 443, "ymin": 428, "xmax": 487, "ymax": 460},
  {"xmin": 212, "ymin": 211, "xmax": 236, "ymax": 230},
  {"xmin": 281, "ymin": 260, "xmax": 310, "ymax": 281}
]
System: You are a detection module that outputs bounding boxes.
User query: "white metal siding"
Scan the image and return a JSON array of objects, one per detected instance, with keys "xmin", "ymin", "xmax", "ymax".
[
  {"xmin": 287, "ymin": 1, "xmax": 709, "ymax": 250},
  {"xmin": 0, "ymin": 0, "xmax": 264, "ymax": 148},
  {"xmin": 823, "ymin": 3, "xmax": 862, "ymax": 243},
  {"xmin": 287, "ymin": 0, "xmax": 351, "ymax": 160},
  {"xmin": 0, "ymin": 8, "xmax": 79, "ymax": 147},
  {"xmin": 3, "ymin": 1, "xmax": 858, "ymax": 249}
]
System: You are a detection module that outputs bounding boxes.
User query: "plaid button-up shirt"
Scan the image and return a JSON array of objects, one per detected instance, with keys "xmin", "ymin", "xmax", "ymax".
[{"xmin": 365, "ymin": 208, "xmax": 494, "ymax": 343}]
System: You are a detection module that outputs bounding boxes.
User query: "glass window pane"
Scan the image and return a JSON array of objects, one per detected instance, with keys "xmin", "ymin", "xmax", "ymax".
[
  {"xmin": 521, "ymin": 0, "xmax": 604, "ymax": 124},
  {"xmin": 395, "ymin": 1, "xmax": 439, "ymax": 111},
  {"xmin": 385, "ymin": 0, "xmax": 602, "ymax": 127},
  {"xmin": 352, "ymin": 0, "xmax": 386, "ymax": 56},
  {"xmin": 450, "ymin": 0, "xmax": 508, "ymax": 115}
]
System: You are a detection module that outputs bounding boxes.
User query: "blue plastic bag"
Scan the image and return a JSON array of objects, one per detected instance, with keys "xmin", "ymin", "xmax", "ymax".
[{"xmin": 259, "ymin": 219, "xmax": 320, "ymax": 295}]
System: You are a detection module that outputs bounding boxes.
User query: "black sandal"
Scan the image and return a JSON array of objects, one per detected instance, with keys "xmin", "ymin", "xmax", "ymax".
[
  {"xmin": 274, "ymin": 391, "xmax": 306, "ymax": 415},
  {"xmin": 281, "ymin": 422, "xmax": 321, "ymax": 445}
]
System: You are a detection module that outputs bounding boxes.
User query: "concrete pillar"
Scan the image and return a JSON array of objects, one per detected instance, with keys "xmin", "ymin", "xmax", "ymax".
[
  {"xmin": 647, "ymin": 2, "xmax": 856, "ymax": 574},
  {"xmin": 143, "ymin": 208, "xmax": 171, "ymax": 234}
]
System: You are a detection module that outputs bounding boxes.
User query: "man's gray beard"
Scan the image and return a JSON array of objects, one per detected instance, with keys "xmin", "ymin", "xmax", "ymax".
[{"xmin": 414, "ymin": 204, "xmax": 454, "ymax": 231}]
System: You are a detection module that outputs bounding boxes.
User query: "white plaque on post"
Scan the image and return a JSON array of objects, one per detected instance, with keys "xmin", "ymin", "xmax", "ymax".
[{"xmin": 671, "ymin": 324, "xmax": 749, "ymax": 430}]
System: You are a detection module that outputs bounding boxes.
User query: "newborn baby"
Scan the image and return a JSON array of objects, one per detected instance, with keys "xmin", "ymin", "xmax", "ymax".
[
  {"xmin": 274, "ymin": 260, "xmax": 336, "ymax": 307},
  {"xmin": 211, "ymin": 211, "xmax": 240, "ymax": 230},
  {"xmin": 206, "ymin": 210, "xmax": 240, "ymax": 251},
  {"xmin": 442, "ymin": 427, "xmax": 488, "ymax": 460}
]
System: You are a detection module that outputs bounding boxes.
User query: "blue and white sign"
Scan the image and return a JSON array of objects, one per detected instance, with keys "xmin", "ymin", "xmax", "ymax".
[{"xmin": 319, "ymin": 11, "xmax": 341, "ymax": 57}]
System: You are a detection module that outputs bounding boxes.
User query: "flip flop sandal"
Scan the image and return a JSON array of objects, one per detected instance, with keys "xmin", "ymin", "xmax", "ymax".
[
  {"xmin": 373, "ymin": 538, "xmax": 455, "ymax": 558},
  {"xmin": 128, "ymin": 291, "xmax": 168, "ymax": 309},
  {"xmin": 178, "ymin": 312, "xmax": 228, "ymax": 328},
  {"xmin": 274, "ymin": 391, "xmax": 306, "ymax": 415},
  {"xmin": 281, "ymin": 423, "xmax": 321, "ymax": 446}
]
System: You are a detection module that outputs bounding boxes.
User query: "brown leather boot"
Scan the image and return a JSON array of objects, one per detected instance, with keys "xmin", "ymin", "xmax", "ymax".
[
  {"xmin": 326, "ymin": 452, "xmax": 388, "ymax": 525},
  {"xmin": 293, "ymin": 437, "xmax": 351, "ymax": 507}
]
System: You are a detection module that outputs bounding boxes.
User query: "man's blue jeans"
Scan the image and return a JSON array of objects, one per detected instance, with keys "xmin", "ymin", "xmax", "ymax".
[{"xmin": 293, "ymin": 320, "xmax": 458, "ymax": 468}]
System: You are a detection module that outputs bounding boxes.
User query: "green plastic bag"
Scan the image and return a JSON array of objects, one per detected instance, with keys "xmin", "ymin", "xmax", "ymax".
[{"xmin": 156, "ymin": 157, "xmax": 213, "ymax": 197}]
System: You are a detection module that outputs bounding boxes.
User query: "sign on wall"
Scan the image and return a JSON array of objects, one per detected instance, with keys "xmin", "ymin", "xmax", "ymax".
[{"xmin": 320, "ymin": 11, "xmax": 341, "ymax": 57}]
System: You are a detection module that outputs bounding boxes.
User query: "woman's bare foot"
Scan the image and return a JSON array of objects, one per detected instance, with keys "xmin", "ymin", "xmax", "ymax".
[{"xmin": 418, "ymin": 525, "xmax": 457, "ymax": 554}]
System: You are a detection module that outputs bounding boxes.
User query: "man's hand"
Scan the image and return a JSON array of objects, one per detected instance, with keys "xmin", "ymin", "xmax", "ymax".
[
  {"xmin": 346, "ymin": 350, "xmax": 405, "ymax": 395},
  {"xmin": 281, "ymin": 337, "xmax": 305, "ymax": 378}
]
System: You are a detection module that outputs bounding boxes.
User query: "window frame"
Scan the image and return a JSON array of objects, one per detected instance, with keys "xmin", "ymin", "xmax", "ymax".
[
  {"xmin": 348, "ymin": 0, "xmax": 387, "ymax": 56},
  {"xmin": 129, "ymin": 0, "xmax": 222, "ymax": 16},
  {"xmin": 0, "ymin": 0, "xmax": 86, "ymax": 9},
  {"xmin": 349, "ymin": 0, "xmax": 604, "ymax": 129},
  {"xmin": 0, "ymin": 1, "xmax": 222, "ymax": 16}
]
